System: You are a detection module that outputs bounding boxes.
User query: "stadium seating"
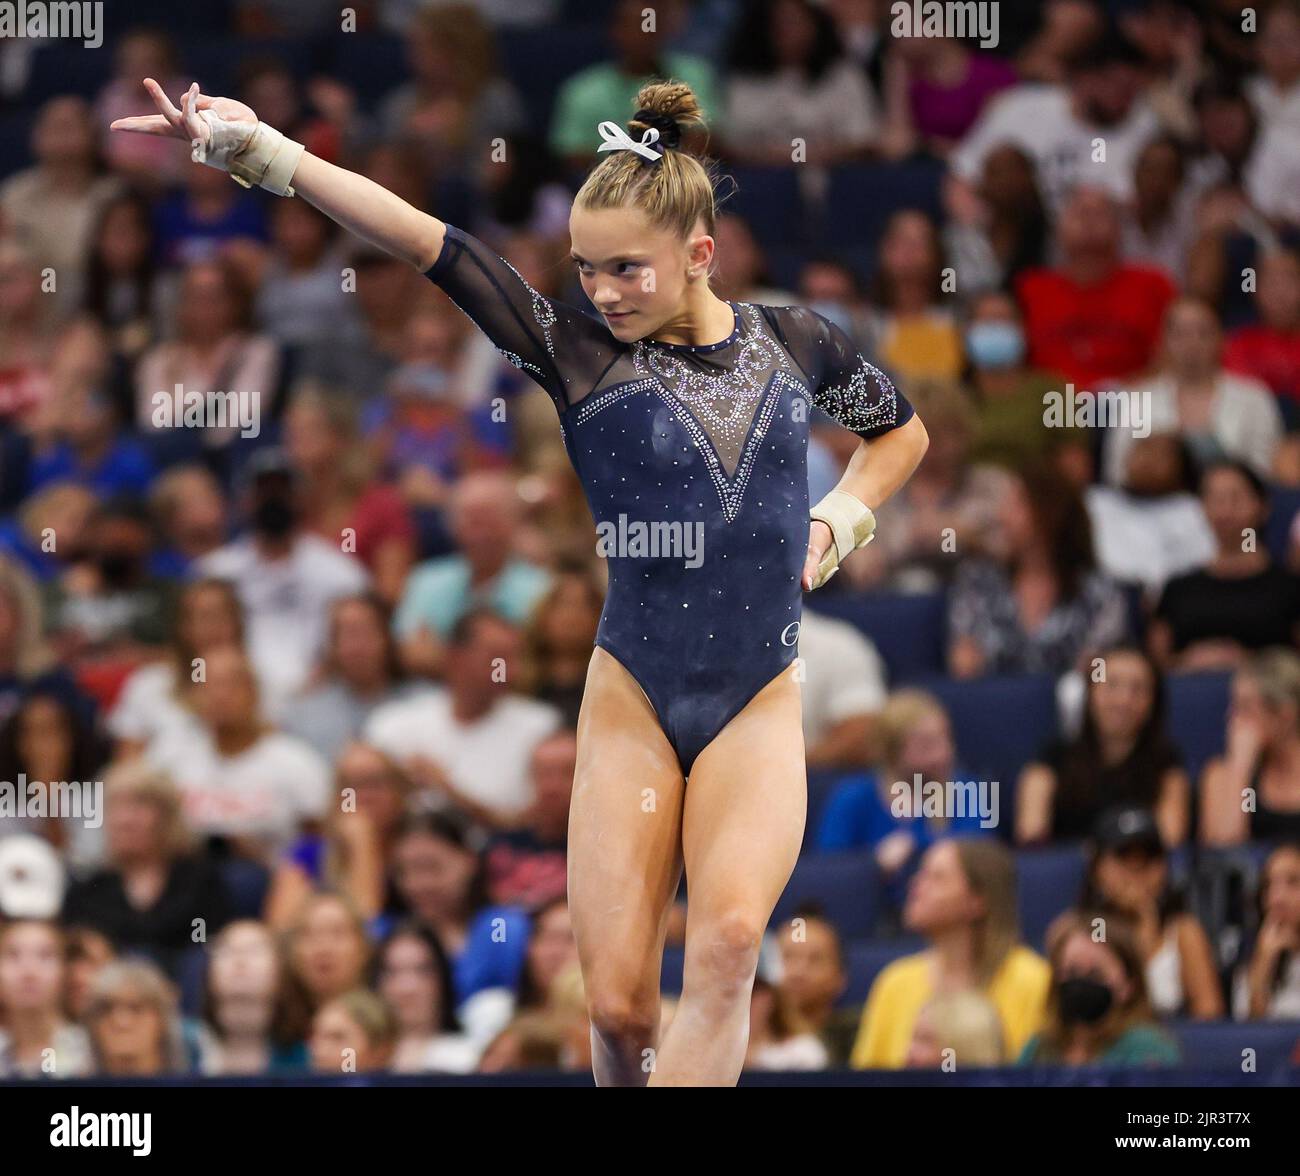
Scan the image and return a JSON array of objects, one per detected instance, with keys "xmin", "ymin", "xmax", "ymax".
[
  {"xmin": 1015, "ymin": 844, "xmax": 1087, "ymax": 950},
  {"xmin": 923, "ymin": 672, "xmax": 1060, "ymax": 795},
  {"xmin": 805, "ymin": 592, "xmax": 947, "ymax": 683},
  {"xmin": 1165, "ymin": 672, "xmax": 1232, "ymax": 784},
  {"xmin": 772, "ymin": 850, "xmax": 882, "ymax": 939}
]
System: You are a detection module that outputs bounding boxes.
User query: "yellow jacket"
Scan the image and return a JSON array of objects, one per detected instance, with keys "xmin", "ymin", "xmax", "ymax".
[{"xmin": 849, "ymin": 945, "xmax": 1051, "ymax": 1069}]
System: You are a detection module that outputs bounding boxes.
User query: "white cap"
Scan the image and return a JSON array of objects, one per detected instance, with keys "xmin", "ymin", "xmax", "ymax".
[{"xmin": 0, "ymin": 835, "xmax": 65, "ymax": 919}]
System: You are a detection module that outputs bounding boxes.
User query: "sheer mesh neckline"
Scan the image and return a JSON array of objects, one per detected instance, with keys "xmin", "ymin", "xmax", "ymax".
[{"xmin": 645, "ymin": 301, "xmax": 742, "ymax": 354}]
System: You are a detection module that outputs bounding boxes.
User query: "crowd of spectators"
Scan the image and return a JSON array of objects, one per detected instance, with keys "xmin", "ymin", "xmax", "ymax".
[{"xmin": 1, "ymin": 0, "xmax": 1299, "ymax": 1078}]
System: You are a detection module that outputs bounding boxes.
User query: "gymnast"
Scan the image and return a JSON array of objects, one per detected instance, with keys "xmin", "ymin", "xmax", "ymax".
[{"xmin": 112, "ymin": 76, "xmax": 929, "ymax": 1086}]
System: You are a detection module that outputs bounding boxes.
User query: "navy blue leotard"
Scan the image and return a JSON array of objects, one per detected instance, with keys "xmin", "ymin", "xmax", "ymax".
[{"xmin": 425, "ymin": 225, "xmax": 914, "ymax": 777}]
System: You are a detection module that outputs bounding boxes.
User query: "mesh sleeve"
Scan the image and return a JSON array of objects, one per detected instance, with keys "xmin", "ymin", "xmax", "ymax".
[
  {"xmin": 778, "ymin": 305, "xmax": 914, "ymax": 439},
  {"xmin": 423, "ymin": 224, "xmax": 605, "ymax": 411}
]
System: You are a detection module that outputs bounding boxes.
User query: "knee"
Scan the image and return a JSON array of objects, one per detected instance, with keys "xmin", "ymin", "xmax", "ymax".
[
  {"xmin": 687, "ymin": 909, "xmax": 765, "ymax": 997},
  {"xmin": 586, "ymin": 987, "xmax": 658, "ymax": 1048}
]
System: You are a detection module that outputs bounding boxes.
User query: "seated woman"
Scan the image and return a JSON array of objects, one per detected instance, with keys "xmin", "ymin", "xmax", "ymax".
[
  {"xmin": 0, "ymin": 920, "xmax": 93, "ymax": 1078},
  {"xmin": 1018, "ymin": 910, "xmax": 1181, "ymax": 1067},
  {"xmin": 308, "ymin": 989, "xmax": 397, "ymax": 1075},
  {"xmin": 1233, "ymin": 842, "xmax": 1300, "ymax": 1021},
  {"xmin": 948, "ymin": 462, "xmax": 1129, "ymax": 678},
  {"xmin": 1016, "ymin": 645, "xmax": 1188, "ymax": 846},
  {"xmin": 745, "ymin": 974, "xmax": 830, "ymax": 1071},
  {"xmin": 815, "ymin": 689, "xmax": 994, "ymax": 914},
  {"xmin": 61, "ymin": 760, "xmax": 232, "ymax": 979},
  {"xmin": 1103, "ymin": 297, "xmax": 1282, "ymax": 486},
  {"xmin": 198, "ymin": 919, "xmax": 304, "ymax": 1076},
  {"xmin": 83, "ymin": 957, "xmax": 192, "ymax": 1076},
  {"xmin": 106, "ymin": 577, "xmax": 251, "ymax": 757},
  {"xmin": 850, "ymin": 838, "xmax": 1050, "ymax": 1068},
  {"xmin": 1080, "ymin": 806, "xmax": 1223, "ymax": 1019},
  {"xmin": 1201, "ymin": 648, "xmax": 1300, "ymax": 846},
  {"xmin": 373, "ymin": 921, "xmax": 478, "ymax": 1074},
  {"xmin": 388, "ymin": 810, "xmax": 531, "ymax": 1010},
  {"xmin": 265, "ymin": 741, "xmax": 413, "ymax": 933},
  {"xmin": 1150, "ymin": 461, "xmax": 1300, "ymax": 671},
  {"xmin": 846, "ymin": 379, "xmax": 1011, "ymax": 592},
  {"xmin": 278, "ymin": 593, "xmax": 421, "ymax": 765},
  {"xmin": 517, "ymin": 562, "xmax": 604, "ymax": 729},
  {"xmin": 280, "ymin": 891, "xmax": 373, "ymax": 1046}
]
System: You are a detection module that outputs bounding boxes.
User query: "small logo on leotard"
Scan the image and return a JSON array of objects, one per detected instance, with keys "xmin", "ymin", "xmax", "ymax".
[{"xmin": 780, "ymin": 621, "xmax": 801, "ymax": 646}]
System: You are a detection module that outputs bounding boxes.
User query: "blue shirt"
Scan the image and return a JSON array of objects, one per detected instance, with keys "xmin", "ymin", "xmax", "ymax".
[
  {"xmin": 26, "ymin": 438, "xmax": 156, "ymax": 498},
  {"xmin": 815, "ymin": 769, "xmax": 995, "ymax": 853},
  {"xmin": 393, "ymin": 554, "xmax": 551, "ymax": 638}
]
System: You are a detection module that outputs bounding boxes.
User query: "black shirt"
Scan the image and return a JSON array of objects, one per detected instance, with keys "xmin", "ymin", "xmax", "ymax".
[
  {"xmin": 61, "ymin": 854, "xmax": 232, "ymax": 977},
  {"xmin": 1155, "ymin": 564, "xmax": 1300, "ymax": 652}
]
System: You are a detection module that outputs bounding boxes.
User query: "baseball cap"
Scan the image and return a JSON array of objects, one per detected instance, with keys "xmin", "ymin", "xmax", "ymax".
[{"xmin": 1092, "ymin": 805, "xmax": 1164, "ymax": 856}]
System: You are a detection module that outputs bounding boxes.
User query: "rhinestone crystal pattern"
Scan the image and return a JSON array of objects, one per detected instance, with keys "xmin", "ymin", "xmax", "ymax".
[
  {"xmin": 815, "ymin": 356, "xmax": 900, "ymax": 434},
  {"xmin": 629, "ymin": 303, "xmax": 778, "ymax": 477}
]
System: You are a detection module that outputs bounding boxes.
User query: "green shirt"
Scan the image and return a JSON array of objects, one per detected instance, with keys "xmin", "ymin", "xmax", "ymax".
[
  {"xmin": 548, "ymin": 54, "xmax": 724, "ymax": 157},
  {"xmin": 1018, "ymin": 1024, "xmax": 1182, "ymax": 1068}
]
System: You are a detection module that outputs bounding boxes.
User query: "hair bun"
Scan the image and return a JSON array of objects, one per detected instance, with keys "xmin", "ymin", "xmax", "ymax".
[{"xmin": 631, "ymin": 108, "xmax": 682, "ymax": 150}]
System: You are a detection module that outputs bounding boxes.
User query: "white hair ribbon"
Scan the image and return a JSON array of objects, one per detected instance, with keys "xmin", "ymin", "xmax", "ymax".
[{"xmin": 595, "ymin": 120, "xmax": 663, "ymax": 162}]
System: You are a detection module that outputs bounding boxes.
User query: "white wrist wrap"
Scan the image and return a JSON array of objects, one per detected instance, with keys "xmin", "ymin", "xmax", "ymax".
[
  {"xmin": 808, "ymin": 489, "xmax": 877, "ymax": 589},
  {"xmin": 194, "ymin": 113, "xmax": 304, "ymax": 196}
]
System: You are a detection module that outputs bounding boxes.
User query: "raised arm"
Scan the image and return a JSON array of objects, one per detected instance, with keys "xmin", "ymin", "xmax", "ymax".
[
  {"xmin": 110, "ymin": 79, "xmax": 445, "ymax": 270},
  {"xmin": 112, "ymin": 79, "xmax": 611, "ymax": 413}
]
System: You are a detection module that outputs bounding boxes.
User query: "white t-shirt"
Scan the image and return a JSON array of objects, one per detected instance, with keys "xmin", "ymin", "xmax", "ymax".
[
  {"xmin": 796, "ymin": 609, "xmax": 887, "ymax": 747},
  {"xmin": 1101, "ymin": 371, "xmax": 1283, "ymax": 486},
  {"xmin": 1245, "ymin": 122, "xmax": 1300, "ymax": 224},
  {"xmin": 196, "ymin": 535, "xmax": 369, "ymax": 705},
  {"xmin": 363, "ymin": 688, "xmax": 561, "ymax": 816},
  {"xmin": 725, "ymin": 60, "xmax": 880, "ymax": 153},
  {"xmin": 1084, "ymin": 486, "xmax": 1216, "ymax": 596},
  {"xmin": 951, "ymin": 84, "xmax": 1159, "ymax": 211},
  {"xmin": 145, "ymin": 719, "xmax": 332, "ymax": 859},
  {"xmin": 107, "ymin": 657, "xmax": 293, "ymax": 744}
]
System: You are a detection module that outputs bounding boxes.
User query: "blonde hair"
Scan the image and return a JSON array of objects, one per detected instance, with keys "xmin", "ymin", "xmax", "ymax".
[
  {"xmin": 84, "ymin": 958, "xmax": 189, "ymax": 1072},
  {"xmin": 917, "ymin": 990, "xmax": 1005, "ymax": 1066},
  {"xmin": 952, "ymin": 838, "xmax": 1022, "ymax": 987},
  {"xmin": 103, "ymin": 759, "xmax": 194, "ymax": 859},
  {"xmin": 0, "ymin": 556, "xmax": 56, "ymax": 677},
  {"xmin": 876, "ymin": 688, "xmax": 947, "ymax": 770},
  {"xmin": 1242, "ymin": 647, "xmax": 1300, "ymax": 728},
  {"xmin": 574, "ymin": 80, "xmax": 719, "ymax": 242},
  {"xmin": 317, "ymin": 988, "xmax": 398, "ymax": 1054}
]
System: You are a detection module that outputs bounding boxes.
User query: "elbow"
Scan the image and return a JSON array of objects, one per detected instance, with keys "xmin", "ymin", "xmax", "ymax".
[{"xmin": 910, "ymin": 413, "xmax": 930, "ymax": 463}]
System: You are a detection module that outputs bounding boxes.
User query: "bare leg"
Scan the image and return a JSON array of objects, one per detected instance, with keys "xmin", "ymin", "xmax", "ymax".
[
  {"xmin": 568, "ymin": 647, "xmax": 685, "ymax": 1086},
  {"xmin": 648, "ymin": 664, "xmax": 807, "ymax": 1086}
]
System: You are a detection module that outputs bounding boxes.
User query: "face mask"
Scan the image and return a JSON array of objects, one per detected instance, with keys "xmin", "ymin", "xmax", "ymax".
[
  {"xmin": 393, "ymin": 362, "xmax": 450, "ymax": 400},
  {"xmin": 98, "ymin": 550, "xmax": 137, "ymax": 588},
  {"xmin": 965, "ymin": 322, "xmax": 1026, "ymax": 370},
  {"xmin": 1057, "ymin": 976, "xmax": 1115, "ymax": 1025},
  {"xmin": 252, "ymin": 496, "xmax": 297, "ymax": 538}
]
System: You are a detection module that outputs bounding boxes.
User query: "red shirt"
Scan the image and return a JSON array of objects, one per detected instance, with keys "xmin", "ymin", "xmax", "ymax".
[
  {"xmin": 1223, "ymin": 325, "xmax": 1300, "ymax": 402},
  {"xmin": 1015, "ymin": 264, "xmax": 1176, "ymax": 389}
]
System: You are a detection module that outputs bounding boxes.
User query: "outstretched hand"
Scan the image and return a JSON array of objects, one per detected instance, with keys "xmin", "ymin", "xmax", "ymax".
[{"xmin": 109, "ymin": 78, "xmax": 258, "ymax": 162}]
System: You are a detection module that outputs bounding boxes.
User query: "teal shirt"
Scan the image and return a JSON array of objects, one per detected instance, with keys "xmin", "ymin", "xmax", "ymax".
[
  {"xmin": 393, "ymin": 556, "xmax": 552, "ymax": 637},
  {"xmin": 1018, "ymin": 1024, "xmax": 1182, "ymax": 1068},
  {"xmin": 548, "ymin": 55, "xmax": 724, "ymax": 156}
]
